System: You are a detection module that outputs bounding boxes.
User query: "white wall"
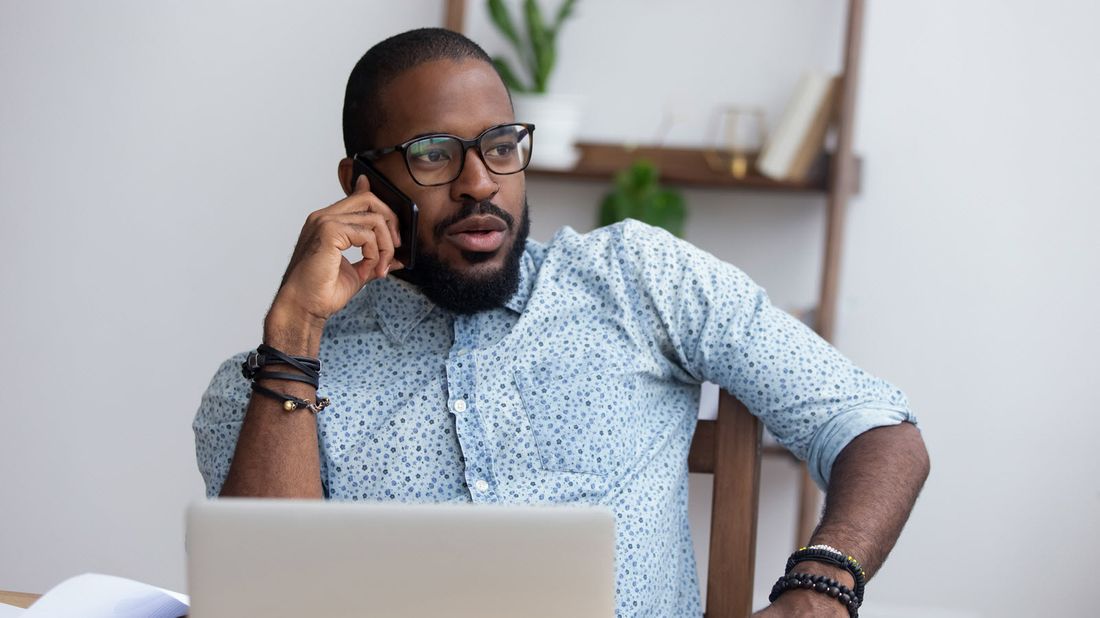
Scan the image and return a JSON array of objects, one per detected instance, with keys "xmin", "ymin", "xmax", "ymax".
[
  {"xmin": 2, "ymin": 2, "xmax": 1097, "ymax": 617},
  {"xmin": 0, "ymin": 0, "xmax": 442, "ymax": 592},
  {"xmin": 839, "ymin": 2, "xmax": 1099, "ymax": 616}
]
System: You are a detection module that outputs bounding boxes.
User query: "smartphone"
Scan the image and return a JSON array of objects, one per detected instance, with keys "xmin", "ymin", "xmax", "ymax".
[{"xmin": 351, "ymin": 156, "xmax": 418, "ymax": 270}]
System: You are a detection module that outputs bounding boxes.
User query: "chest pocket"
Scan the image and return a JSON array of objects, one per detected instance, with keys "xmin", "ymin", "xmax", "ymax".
[{"xmin": 514, "ymin": 359, "xmax": 638, "ymax": 477}]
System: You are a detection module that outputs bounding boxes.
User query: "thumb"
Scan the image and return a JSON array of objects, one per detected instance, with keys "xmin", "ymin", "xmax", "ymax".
[{"xmin": 353, "ymin": 173, "xmax": 371, "ymax": 193}]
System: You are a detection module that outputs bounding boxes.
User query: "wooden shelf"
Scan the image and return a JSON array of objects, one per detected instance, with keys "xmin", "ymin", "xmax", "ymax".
[{"xmin": 526, "ymin": 142, "xmax": 859, "ymax": 194}]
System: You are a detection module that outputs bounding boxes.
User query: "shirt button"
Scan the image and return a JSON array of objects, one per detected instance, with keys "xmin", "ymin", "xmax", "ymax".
[
  {"xmin": 474, "ymin": 479, "xmax": 489, "ymax": 492},
  {"xmin": 453, "ymin": 399, "xmax": 467, "ymax": 413}
]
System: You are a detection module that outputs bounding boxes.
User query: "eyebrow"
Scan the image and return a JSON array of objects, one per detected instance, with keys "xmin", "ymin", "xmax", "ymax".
[
  {"xmin": 402, "ymin": 123, "xmax": 513, "ymax": 143},
  {"xmin": 406, "ymin": 130, "xmax": 449, "ymax": 141}
]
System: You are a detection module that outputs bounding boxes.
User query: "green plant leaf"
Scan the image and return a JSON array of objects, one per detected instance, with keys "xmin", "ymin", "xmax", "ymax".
[
  {"xmin": 651, "ymin": 190, "xmax": 687, "ymax": 237},
  {"xmin": 626, "ymin": 159, "xmax": 659, "ymax": 190},
  {"xmin": 492, "ymin": 57, "xmax": 529, "ymax": 92},
  {"xmin": 550, "ymin": 0, "xmax": 577, "ymax": 40},
  {"xmin": 524, "ymin": 0, "xmax": 553, "ymax": 92},
  {"xmin": 599, "ymin": 159, "xmax": 686, "ymax": 236},
  {"xmin": 598, "ymin": 193, "xmax": 631, "ymax": 228},
  {"xmin": 555, "ymin": 0, "xmax": 577, "ymax": 26},
  {"xmin": 535, "ymin": 46, "xmax": 555, "ymax": 93},
  {"xmin": 487, "ymin": 0, "xmax": 522, "ymax": 48}
]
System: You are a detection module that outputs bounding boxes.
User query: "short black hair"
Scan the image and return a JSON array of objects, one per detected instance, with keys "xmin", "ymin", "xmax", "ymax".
[{"xmin": 342, "ymin": 28, "xmax": 497, "ymax": 157}]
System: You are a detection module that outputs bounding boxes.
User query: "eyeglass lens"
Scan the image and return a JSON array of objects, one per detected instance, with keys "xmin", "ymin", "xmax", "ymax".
[{"xmin": 405, "ymin": 124, "xmax": 532, "ymax": 186}]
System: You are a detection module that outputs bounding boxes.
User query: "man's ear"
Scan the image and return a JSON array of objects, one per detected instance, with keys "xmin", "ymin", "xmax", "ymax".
[{"xmin": 337, "ymin": 158, "xmax": 355, "ymax": 196}]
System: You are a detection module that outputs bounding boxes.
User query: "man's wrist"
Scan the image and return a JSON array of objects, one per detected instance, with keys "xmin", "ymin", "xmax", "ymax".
[
  {"xmin": 785, "ymin": 559, "xmax": 855, "ymax": 589},
  {"xmin": 263, "ymin": 306, "xmax": 326, "ymax": 357},
  {"xmin": 770, "ymin": 561, "xmax": 856, "ymax": 617},
  {"xmin": 769, "ymin": 586, "xmax": 850, "ymax": 617}
]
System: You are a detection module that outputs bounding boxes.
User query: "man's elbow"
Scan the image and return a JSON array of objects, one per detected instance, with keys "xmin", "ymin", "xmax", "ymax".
[{"xmin": 892, "ymin": 421, "xmax": 930, "ymax": 486}]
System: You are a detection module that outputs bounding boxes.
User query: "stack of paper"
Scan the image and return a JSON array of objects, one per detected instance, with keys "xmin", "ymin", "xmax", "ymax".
[{"xmin": 8, "ymin": 573, "xmax": 188, "ymax": 617}]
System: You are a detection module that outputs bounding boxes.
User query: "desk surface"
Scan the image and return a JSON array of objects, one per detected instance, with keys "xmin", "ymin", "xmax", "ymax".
[{"xmin": 0, "ymin": 590, "xmax": 40, "ymax": 609}]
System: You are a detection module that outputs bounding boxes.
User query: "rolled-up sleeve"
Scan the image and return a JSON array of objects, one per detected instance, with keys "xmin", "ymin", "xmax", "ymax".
[
  {"xmin": 621, "ymin": 220, "xmax": 917, "ymax": 488},
  {"xmin": 192, "ymin": 352, "xmax": 250, "ymax": 497}
]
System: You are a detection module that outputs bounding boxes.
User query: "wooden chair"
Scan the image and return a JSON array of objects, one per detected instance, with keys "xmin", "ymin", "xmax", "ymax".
[{"xmin": 689, "ymin": 390, "xmax": 764, "ymax": 618}]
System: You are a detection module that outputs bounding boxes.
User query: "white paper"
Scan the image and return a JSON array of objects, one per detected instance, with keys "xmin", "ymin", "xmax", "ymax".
[
  {"xmin": 21, "ymin": 573, "xmax": 188, "ymax": 618},
  {"xmin": 0, "ymin": 602, "xmax": 26, "ymax": 616}
]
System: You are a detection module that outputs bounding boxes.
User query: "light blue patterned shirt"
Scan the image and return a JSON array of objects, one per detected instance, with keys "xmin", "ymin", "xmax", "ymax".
[{"xmin": 194, "ymin": 220, "xmax": 915, "ymax": 616}]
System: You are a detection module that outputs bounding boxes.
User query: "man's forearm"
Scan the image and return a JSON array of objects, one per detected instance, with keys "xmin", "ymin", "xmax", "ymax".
[
  {"xmin": 219, "ymin": 312, "xmax": 326, "ymax": 498},
  {"xmin": 810, "ymin": 421, "xmax": 930, "ymax": 579},
  {"xmin": 753, "ymin": 422, "xmax": 930, "ymax": 616}
]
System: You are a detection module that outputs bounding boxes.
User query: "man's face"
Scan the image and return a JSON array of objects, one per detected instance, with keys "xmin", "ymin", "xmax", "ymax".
[{"xmin": 344, "ymin": 58, "xmax": 529, "ymax": 312}]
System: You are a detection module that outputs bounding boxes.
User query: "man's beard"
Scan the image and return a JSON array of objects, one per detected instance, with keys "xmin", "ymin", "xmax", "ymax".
[{"xmin": 395, "ymin": 197, "xmax": 530, "ymax": 315}]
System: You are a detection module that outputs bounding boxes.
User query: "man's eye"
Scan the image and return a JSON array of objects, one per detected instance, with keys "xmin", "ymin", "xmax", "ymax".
[
  {"xmin": 485, "ymin": 143, "xmax": 516, "ymax": 157},
  {"xmin": 412, "ymin": 149, "xmax": 451, "ymax": 163}
]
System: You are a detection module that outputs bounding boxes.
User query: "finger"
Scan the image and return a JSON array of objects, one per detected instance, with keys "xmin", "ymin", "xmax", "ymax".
[
  {"xmin": 366, "ymin": 215, "xmax": 395, "ymax": 278},
  {"xmin": 352, "ymin": 257, "xmax": 375, "ymax": 285},
  {"xmin": 327, "ymin": 192, "xmax": 402, "ymax": 248},
  {"xmin": 353, "ymin": 173, "xmax": 371, "ymax": 194},
  {"xmin": 357, "ymin": 198, "xmax": 401, "ymax": 249},
  {"xmin": 352, "ymin": 234, "xmax": 380, "ymax": 285},
  {"xmin": 327, "ymin": 214, "xmax": 394, "ymax": 280},
  {"xmin": 333, "ymin": 212, "xmax": 394, "ymax": 274}
]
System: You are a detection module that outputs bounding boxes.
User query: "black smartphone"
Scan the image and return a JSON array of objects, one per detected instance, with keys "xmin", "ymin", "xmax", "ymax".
[{"xmin": 351, "ymin": 156, "xmax": 418, "ymax": 270}]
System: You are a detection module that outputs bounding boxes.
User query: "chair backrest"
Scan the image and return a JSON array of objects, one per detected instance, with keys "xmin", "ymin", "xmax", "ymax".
[{"xmin": 688, "ymin": 390, "xmax": 763, "ymax": 618}]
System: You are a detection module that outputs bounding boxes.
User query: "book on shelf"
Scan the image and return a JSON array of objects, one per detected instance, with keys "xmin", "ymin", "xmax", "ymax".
[{"xmin": 757, "ymin": 70, "xmax": 839, "ymax": 182}]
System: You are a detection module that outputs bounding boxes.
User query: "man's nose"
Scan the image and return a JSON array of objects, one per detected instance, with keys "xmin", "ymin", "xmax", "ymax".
[{"xmin": 449, "ymin": 148, "xmax": 499, "ymax": 203}]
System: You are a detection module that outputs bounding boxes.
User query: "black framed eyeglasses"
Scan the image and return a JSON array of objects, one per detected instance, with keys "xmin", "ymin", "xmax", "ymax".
[{"xmin": 354, "ymin": 122, "xmax": 535, "ymax": 187}]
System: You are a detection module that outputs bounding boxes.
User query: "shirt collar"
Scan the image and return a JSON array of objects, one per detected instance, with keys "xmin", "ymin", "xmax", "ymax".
[
  {"xmin": 503, "ymin": 248, "xmax": 536, "ymax": 314},
  {"xmin": 368, "ymin": 243, "xmax": 538, "ymax": 344},
  {"xmin": 366, "ymin": 276, "xmax": 438, "ymax": 346}
]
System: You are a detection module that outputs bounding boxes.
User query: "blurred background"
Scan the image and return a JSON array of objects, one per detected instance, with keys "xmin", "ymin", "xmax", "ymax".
[{"xmin": 1, "ymin": 1, "xmax": 1097, "ymax": 616}]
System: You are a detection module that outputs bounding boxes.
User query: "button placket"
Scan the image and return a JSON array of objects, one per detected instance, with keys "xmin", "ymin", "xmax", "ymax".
[{"xmin": 448, "ymin": 315, "xmax": 496, "ymax": 501}]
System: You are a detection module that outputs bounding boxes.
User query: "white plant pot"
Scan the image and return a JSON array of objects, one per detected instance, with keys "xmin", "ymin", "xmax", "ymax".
[{"xmin": 512, "ymin": 93, "xmax": 583, "ymax": 170}]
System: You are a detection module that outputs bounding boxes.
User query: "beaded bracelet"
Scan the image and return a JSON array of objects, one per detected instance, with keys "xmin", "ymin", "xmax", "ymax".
[
  {"xmin": 769, "ymin": 572, "xmax": 859, "ymax": 617},
  {"xmin": 786, "ymin": 545, "xmax": 866, "ymax": 604}
]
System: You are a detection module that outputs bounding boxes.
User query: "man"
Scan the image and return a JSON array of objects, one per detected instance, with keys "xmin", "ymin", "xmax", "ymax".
[{"xmin": 194, "ymin": 28, "xmax": 929, "ymax": 617}]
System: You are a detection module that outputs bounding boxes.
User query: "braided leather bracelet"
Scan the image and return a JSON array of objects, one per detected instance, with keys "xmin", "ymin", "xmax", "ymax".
[
  {"xmin": 769, "ymin": 572, "xmax": 859, "ymax": 617},
  {"xmin": 785, "ymin": 545, "xmax": 866, "ymax": 603},
  {"xmin": 241, "ymin": 344, "xmax": 322, "ymax": 387},
  {"xmin": 242, "ymin": 344, "xmax": 329, "ymax": 413}
]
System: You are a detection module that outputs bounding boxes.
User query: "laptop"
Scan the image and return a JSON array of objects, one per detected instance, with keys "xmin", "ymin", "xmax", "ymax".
[{"xmin": 186, "ymin": 499, "xmax": 616, "ymax": 617}]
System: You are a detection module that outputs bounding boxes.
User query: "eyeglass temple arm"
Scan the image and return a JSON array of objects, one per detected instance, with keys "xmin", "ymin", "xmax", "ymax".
[{"xmin": 355, "ymin": 147, "xmax": 397, "ymax": 162}]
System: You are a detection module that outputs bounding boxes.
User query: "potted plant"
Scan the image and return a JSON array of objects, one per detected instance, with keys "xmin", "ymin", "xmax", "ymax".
[
  {"xmin": 598, "ymin": 160, "xmax": 687, "ymax": 237},
  {"xmin": 487, "ymin": 0, "xmax": 581, "ymax": 169}
]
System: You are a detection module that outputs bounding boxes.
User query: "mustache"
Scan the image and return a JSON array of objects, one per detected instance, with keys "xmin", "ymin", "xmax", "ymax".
[{"xmin": 433, "ymin": 200, "xmax": 514, "ymax": 239}]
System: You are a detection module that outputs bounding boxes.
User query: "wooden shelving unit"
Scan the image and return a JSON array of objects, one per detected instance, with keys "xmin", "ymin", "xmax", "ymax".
[
  {"xmin": 445, "ymin": 0, "xmax": 866, "ymax": 551},
  {"xmin": 527, "ymin": 143, "xmax": 861, "ymax": 194}
]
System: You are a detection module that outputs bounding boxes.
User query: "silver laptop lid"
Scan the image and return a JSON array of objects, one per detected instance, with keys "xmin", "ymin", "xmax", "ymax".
[{"xmin": 186, "ymin": 499, "xmax": 616, "ymax": 618}]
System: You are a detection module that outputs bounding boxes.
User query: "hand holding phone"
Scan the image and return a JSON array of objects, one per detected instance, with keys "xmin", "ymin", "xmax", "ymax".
[
  {"xmin": 351, "ymin": 157, "xmax": 418, "ymax": 270},
  {"xmin": 268, "ymin": 161, "xmax": 419, "ymax": 336}
]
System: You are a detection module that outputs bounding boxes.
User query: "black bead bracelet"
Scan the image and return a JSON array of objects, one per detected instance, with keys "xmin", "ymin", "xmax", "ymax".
[
  {"xmin": 769, "ymin": 572, "xmax": 859, "ymax": 617},
  {"xmin": 786, "ymin": 545, "xmax": 867, "ymax": 604}
]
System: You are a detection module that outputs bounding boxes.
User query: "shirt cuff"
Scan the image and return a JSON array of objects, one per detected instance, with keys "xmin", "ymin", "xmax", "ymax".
[{"xmin": 807, "ymin": 404, "xmax": 919, "ymax": 489}]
